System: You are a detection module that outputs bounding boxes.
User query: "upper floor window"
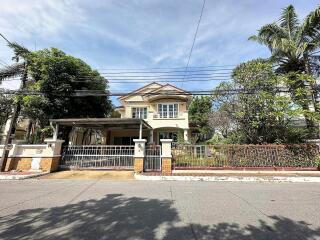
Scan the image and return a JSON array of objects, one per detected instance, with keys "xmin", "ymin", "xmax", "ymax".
[
  {"xmin": 158, "ymin": 103, "xmax": 178, "ymax": 118},
  {"xmin": 132, "ymin": 107, "xmax": 147, "ymax": 119}
]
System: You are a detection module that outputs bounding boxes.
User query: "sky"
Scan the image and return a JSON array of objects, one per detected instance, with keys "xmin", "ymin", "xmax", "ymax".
[{"xmin": 0, "ymin": 0, "xmax": 319, "ymax": 105}]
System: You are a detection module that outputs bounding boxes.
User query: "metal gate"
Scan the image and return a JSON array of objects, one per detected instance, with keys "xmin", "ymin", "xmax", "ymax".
[
  {"xmin": 61, "ymin": 145, "xmax": 134, "ymax": 169},
  {"xmin": 144, "ymin": 144, "xmax": 161, "ymax": 171}
]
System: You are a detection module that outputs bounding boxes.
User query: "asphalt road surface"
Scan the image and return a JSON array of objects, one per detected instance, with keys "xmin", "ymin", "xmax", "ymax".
[{"xmin": 0, "ymin": 179, "xmax": 319, "ymax": 240}]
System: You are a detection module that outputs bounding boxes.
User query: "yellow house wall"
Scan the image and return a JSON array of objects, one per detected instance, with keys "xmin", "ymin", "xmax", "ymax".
[{"xmin": 120, "ymin": 99, "xmax": 189, "ymax": 130}]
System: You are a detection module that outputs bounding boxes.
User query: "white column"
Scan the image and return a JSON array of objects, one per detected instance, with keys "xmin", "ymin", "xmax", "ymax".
[
  {"xmin": 52, "ymin": 123, "xmax": 59, "ymax": 141},
  {"xmin": 149, "ymin": 130, "xmax": 154, "ymax": 143},
  {"xmin": 183, "ymin": 129, "xmax": 189, "ymax": 142},
  {"xmin": 139, "ymin": 123, "xmax": 142, "ymax": 139},
  {"xmin": 44, "ymin": 139, "xmax": 65, "ymax": 156}
]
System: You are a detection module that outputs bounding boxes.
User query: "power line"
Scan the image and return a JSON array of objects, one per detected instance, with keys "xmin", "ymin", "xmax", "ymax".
[
  {"xmin": 0, "ymin": 69, "xmax": 233, "ymax": 78},
  {"xmin": 101, "ymin": 73, "xmax": 232, "ymax": 78},
  {"xmin": 96, "ymin": 65, "xmax": 236, "ymax": 71},
  {"xmin": 181, "ymin": 0, "xmax": 206, "ymax": 88},
  {"xmin": 3, "ymin": 77, "xmax": 232, "ymax": 84},
  {"xmin": 99, "ymin": 68, "xmax": 233, "ymax": 74},
  {"xmin": 0, "ymin": 87, "xmax": 291, "ymax": 97}
]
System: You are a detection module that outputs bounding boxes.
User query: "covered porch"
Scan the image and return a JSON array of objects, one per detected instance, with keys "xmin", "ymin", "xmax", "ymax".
[
  {"xmin": 50, "ymin": 118, "xmax": 152, "ymax": 145},
  {"xmin": 50, "ymin": 118, "xmax": 164, "ymax": 171},
  {"xmin": 50, "ymin": 118, "xmax": 189, "ymax": 145}
]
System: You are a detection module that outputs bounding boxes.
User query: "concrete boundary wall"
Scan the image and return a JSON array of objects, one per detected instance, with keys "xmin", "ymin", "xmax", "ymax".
[{"xmin": 0, "ymin": 139, "xmax": 64, "ymax": 172}]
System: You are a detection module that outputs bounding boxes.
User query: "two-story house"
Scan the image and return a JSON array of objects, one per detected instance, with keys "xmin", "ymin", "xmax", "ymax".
[{"xmin": 114, "ymin": 82, "xmax": 192, "ymax": 145}]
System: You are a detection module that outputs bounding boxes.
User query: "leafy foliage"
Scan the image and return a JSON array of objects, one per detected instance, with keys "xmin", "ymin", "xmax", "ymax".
[
  {"xmin": 249, "ymin": 4, "xmax": 320, "ymax": 127},
  {"xmin": 188, "ymin": 96, "xmax": 213, "ymax": 141},
  {"xmin": 0, "ymin": 44, "xmax": 113, "ymax": 143},
  {"xmin": 213, "ymin": 59, "xmax": 303, "ymax": 144},
  {"xmin": 23, "ymin": 48, "xmax": 112, "ymax": 127},
  {"xmin": 0, "ymin": 92, "xmax": 13, "ymax": 131},
  {"xmin": 173, "ymin": 144, "xmax": 319, "ymax": 168},
  {"xmin": 208, "ymin": 109, "xmax": 233, "ymax": 138},
  {"xmin": 249, "ymin": 5, "xmax": 320, "ymax": 74}
]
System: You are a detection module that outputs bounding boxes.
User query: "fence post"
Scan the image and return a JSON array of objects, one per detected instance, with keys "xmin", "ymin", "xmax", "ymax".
[
  {"xmin": 3, "ymin": 144, "xmax": 17, "ymax": 171},
  {"xmin": 160, "ymin": 139, "xmax": 173, "ymax": 174},
  {"xmin": 133, "ymin": 139, "xmax": 146, "ymax": 173},
  {"xmin": 42, "ymin": 139, "xmax": 65, "ymax": 172}
]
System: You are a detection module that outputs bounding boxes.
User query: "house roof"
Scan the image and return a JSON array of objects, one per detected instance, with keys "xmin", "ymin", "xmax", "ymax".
[
  {"xmin": 147, "ymin": 83, "xmax": 192, "ymax": 95},
  {"xmin": 50, "ymin": 118, "xmax": 152, "ymax": 129},
  {"xmin": 118, "ymin": 82, "xmax": 192, "ymax": 102},
  {"xmin": 143, "ymin": 83, "xmax": 192, "ymax": 102},
  {"xmin": 118, "ymin": 82, "xmax": 163, "ymax": 100}
]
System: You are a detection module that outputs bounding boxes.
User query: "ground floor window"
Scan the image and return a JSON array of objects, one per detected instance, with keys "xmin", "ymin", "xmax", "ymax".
[
  {"xmin": 113, "ymin": 136, "xmax": 138, "ymax": 145},
  {"xmin": 196, "ymin": 145, "xmax": 206, "ymax": 158}
]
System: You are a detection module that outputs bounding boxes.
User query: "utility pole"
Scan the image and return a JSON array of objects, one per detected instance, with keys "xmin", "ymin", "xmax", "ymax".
[{"xmin": 0, "ymin": 35, "xmax": 28, "ymax": 171}]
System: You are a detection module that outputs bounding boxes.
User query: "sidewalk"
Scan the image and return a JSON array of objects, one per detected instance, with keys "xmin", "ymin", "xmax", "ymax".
[
  {"xmin": 39, "ymin": 170, "xmax": 135, "ymax": 180},
  {"xmin": 0, "ymin": 171, "xmax": 49, "ymax": 180},
  {"xmin": 135, "ymin": 170, "xmax": 320, "ymax": 183}
]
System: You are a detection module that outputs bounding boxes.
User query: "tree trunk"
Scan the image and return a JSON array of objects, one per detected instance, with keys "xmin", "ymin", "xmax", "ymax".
[{"xmin": 26, "ymin": 120, "xmax": 33, "ymax": 143}]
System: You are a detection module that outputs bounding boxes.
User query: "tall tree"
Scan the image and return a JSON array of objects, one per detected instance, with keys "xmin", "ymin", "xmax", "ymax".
[
  {"xmin": 188, "ymin": 96, "xmax": 212, "ymax": 141},
  {"xmin": 213, "ymin": 59, "xmax": 303, "ymax": 144},
  {"xmin": 23, "ymin": 48, "xmax": 112, "ymax": 143},
  {"xmin": 249, "ymin": 5, "xmax": 320, "ymax": 129},
  {"xmin": 0, "ymin": 35, "xmax": 31, "ymax": 171},
  {"xmin": 249, "ymin": 5, "xmax": 320, "ymax": 74}
]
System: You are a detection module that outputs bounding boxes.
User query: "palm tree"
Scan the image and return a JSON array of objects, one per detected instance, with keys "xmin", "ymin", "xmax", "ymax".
[
  {"xmin": 249, "ymin": 5, "xmax": 320, "ymax": 74},
  {"xmin": 249, "ymin": 5, "xmax": 320, "ymax": 132},
  {"xmin": 0, "ymin": 34, "xmax": 31, "ymax": 171}
]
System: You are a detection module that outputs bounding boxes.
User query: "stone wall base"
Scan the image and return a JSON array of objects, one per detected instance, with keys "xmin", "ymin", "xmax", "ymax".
[
  {"xmin": 134, "ymin": 157, "xmax": 144, "ymax": 173},
  {"xmin": 162, "ymin": 157, "xmax": 172, "ymax": 174},
  {"xmin": 5, "ymin": 157, "xmax": 61, "ymax": 172}
]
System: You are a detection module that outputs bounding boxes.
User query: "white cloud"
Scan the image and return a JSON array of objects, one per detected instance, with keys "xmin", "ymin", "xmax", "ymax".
[
  {"xmin": 0, "ymin": 0, "xmax": 86, "ymax": 39},
  {"xmin": 0, "ymin": 0, "xmax": 319, "ymax": 102}
]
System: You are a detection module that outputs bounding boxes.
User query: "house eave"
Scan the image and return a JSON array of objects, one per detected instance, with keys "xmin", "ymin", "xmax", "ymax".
[{"xmin": 50, "ymin": 118, "xmax": 152, "ymax": 129}]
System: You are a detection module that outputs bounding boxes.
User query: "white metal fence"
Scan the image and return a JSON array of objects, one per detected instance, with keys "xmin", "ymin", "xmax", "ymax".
[
  {"xmin": 61, "ymin": 145, "xmax": 134, "ymax": 169},
  {"xmin": 144, "ymin": 144, "xmax": 161, "ymax": 171}
]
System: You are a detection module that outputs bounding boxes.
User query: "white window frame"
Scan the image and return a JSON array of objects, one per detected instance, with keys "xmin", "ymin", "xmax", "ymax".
[
  {"xmin": 157, "ymin": 103, "xmax": 179, "ymax": 119},
  {"xmin": 132, "ymin": 107, "xmax": 147, "ymax": 119}
]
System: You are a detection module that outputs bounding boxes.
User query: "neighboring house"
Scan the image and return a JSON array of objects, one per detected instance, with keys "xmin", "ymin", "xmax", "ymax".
[
  {"xmin": 0, "ymin": 118, "xmax": 30, "ymax": 144},
  {"xmin": 114, "ymin": 82, "xmax": 192, "ymax": 145}
]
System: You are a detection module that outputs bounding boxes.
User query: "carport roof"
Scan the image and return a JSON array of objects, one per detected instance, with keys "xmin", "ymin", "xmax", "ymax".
[{"xmin": 50, "ymin": 118, "xmax": 152, "ymax": 129}]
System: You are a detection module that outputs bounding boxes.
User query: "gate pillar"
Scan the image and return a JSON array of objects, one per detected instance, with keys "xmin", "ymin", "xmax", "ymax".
[
  {"xmin": 160, "ymin": 139, "xmax": 173, "ymax": 174},
  {"xmin": 133, "ymin": 139, "xmax": 146, "ymax": 173}
]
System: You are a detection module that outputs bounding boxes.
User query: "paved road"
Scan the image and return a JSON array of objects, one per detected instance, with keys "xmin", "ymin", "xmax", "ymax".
[{"xmin": 0, "ymin": 179, "xmax": 319, "ymax": 240}]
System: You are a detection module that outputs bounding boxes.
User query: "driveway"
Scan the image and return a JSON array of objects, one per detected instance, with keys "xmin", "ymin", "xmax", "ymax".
[{"xmin": 0, "ymin": 179, "xmax": 319, "ymax": 239}]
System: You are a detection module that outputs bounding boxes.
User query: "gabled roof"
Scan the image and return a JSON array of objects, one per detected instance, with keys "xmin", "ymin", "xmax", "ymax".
[
  {"xmin": 118, "ymin": 82, "xmax": 163, "ymax": 100},
  {"xmin": 147, "ymin": 83, "xmax": 191, "ymax": 95}
]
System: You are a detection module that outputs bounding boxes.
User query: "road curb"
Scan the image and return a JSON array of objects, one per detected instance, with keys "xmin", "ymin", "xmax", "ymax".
[
  {"xmin": 135, "ymin": 174, "xmax": 320, "ymax": 183},
  {"xmin": 0, "ymin": 172, "xmax": 49, "ymax": 180}
]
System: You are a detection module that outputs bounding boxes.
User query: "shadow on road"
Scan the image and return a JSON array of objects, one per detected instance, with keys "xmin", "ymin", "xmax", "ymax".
[{"xmin": 0, "ymin": 194, "xmax": 319, "ymax": 239}]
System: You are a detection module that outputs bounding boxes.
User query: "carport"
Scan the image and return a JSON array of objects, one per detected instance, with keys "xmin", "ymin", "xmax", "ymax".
[
  {"xmin": 49, "ymin": 118, "xmax": 153, "ymax": 169},
  {"xmin": 50, "ymin": 118, "xmax": 152, "ymax": 145}
]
